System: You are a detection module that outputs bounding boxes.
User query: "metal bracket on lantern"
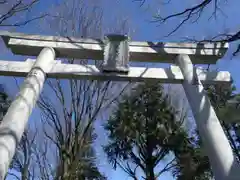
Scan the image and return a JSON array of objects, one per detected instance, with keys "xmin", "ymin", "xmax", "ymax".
[{"xmin": 102, "ymin": 34, "xmax": 130, "ymax": 73}]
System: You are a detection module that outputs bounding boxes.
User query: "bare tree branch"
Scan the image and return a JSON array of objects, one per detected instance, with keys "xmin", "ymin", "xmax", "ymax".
[
  {"xmin": 155, "ymin": 157, "xmax": 176, "ymax": 178},
  {"xmin": 133, "ymin": 0, "xmax": 146, "ymax": 7},
  {"xmin": 116, "ymin": 161, "xmax": 139, "ymax": 180},
  {"xmin": 152, "ymin": 0, "xmax": 213, "ymax": 36},
  {"xmin": 183, "ymin": 30, "xmax": 240, "ymax": 56},
  {"xmin": 133, "ymin": 0, "xmax": 240, "ymax": 56},
  {"xmin": 0, "ymin": 0, "xmax": 46, "ymax": 27},
  {"xmin": 35, "ymin": 0, "xmax": 129, "ymax": 179},
  {"xmin": 11, "ymin": 128, "xmax": 38, "ymax": 180},
  {"xmin": 7, "ymin": 172, "xmax": 21, "ymax": 180}
]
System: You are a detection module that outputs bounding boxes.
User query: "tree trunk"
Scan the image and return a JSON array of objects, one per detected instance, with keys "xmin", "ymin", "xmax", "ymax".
[
  {"xmin": 21, "ymin": 161, "xmax": 30, "ymax": 180},
  {"xmin": 146, "ymin": 135, "xmax": 155, "ymax": 180},
  {"xmin": 21, "ymin": 168, "xmax": 28, "ymax": 180},
  {"xmin": 146, "ymin": 164, "xmax": 155, "ymax": 180}
]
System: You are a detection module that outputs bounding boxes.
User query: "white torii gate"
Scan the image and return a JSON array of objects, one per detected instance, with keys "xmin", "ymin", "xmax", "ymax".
[{"xmin": 0, "ymin": 31, "xmax": 239, "ymax": 180}]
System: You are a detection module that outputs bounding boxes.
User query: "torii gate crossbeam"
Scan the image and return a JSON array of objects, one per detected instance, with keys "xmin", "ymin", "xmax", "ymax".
[{"xmin": 0, "ymin": 31, "xmax": 239, "ymax": 180}]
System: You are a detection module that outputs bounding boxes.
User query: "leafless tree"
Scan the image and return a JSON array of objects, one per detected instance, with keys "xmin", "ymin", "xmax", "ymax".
[
  {"xmin": 34, "ymin": 0, "xmax": 131, "ymax": 179},
  {"xmin": 9, "ymin": 129, "xmax": 37, "ymax": 180},
  {"xmin": 9, "ymin": 124, "xmax": 56, "ymax": 180},
  {"xmin": 134, "ymin": 0, "xmax": 240, "ymax": 55},
  {"xmin": 0, "ymin": 0, "xmax": 46, "ymax": 27},
  {"xmin": 1, "ymin": 0, "xmax": 131, "ymax": 179}
]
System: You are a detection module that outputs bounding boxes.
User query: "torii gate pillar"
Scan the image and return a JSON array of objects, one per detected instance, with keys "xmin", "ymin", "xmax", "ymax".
[
  {"xmin": 0, "ymin": 47, "xmax": 55, "ymax": 179},
  {"xmin": 177, "ymin": 54, "xmax": 239, "ymax": 180}
]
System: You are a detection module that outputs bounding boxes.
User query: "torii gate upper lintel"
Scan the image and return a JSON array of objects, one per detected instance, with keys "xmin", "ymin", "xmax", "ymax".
[
  {"xmin": 0, "ymin": 30, "xmax": 228, "ymax": 64},
  {"xmin": 0, "ymin": 31, "xmax": 238, "ymax": 180}
]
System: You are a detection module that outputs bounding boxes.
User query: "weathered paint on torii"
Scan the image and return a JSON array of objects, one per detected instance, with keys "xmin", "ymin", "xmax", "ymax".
[{"xmin": 0, "ymin": 31, "xmax": 239, "ymax": 180}]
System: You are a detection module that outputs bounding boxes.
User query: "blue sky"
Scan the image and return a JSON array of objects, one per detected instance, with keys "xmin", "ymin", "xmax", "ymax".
[
  {"xmin": 1, "ymin": 0, "xmax": 240, "ymax": 179},
  {"xmin": 97, "ymin": 1, "xmax": 240, "ymax": 179}
]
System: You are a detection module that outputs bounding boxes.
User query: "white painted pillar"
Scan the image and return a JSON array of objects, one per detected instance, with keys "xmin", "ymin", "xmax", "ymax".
[
  {"xmin": 176, "ymin": 54, "xmax": 240, "ymax": 180},
  {"xmin": 0, "ymin": 47, "xmax": 55, "ymax": 179}
]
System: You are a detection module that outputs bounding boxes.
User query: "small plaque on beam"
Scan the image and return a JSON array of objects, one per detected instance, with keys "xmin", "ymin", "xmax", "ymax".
[{"xmin": 102, "ymin": 34, "xmax": 129, "ymax": 73}]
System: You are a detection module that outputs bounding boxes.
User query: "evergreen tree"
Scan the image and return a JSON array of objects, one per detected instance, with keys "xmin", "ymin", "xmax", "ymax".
[
  {"xmin": 0, "ymin": 84, "xmax": 10, "ymax": 122},
  {"xmin": 104, "ymin": 82, "xmax": 189, "ymax": 179}
]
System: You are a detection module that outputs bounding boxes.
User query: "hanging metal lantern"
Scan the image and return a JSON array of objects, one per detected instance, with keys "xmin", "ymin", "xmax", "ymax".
[{"xmin": 102, "ymin": 34, "xmax": 129, "ymax": 73}]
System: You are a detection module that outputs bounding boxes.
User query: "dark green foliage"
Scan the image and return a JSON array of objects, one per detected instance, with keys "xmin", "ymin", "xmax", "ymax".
[
  {"xmin": 104, "ymin": 82, "xmax": 189, "ymax": 179},
  {"xmin": 205, "ymin": 83, "xmax": 236, "ymax": 110},
  {"xmin": 172, "ymin": 129, "xmax": 212, "ymax": 180},
  {"xmin": 0, "ymin": 84, "xmax": 10, "ymax": 122}
]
